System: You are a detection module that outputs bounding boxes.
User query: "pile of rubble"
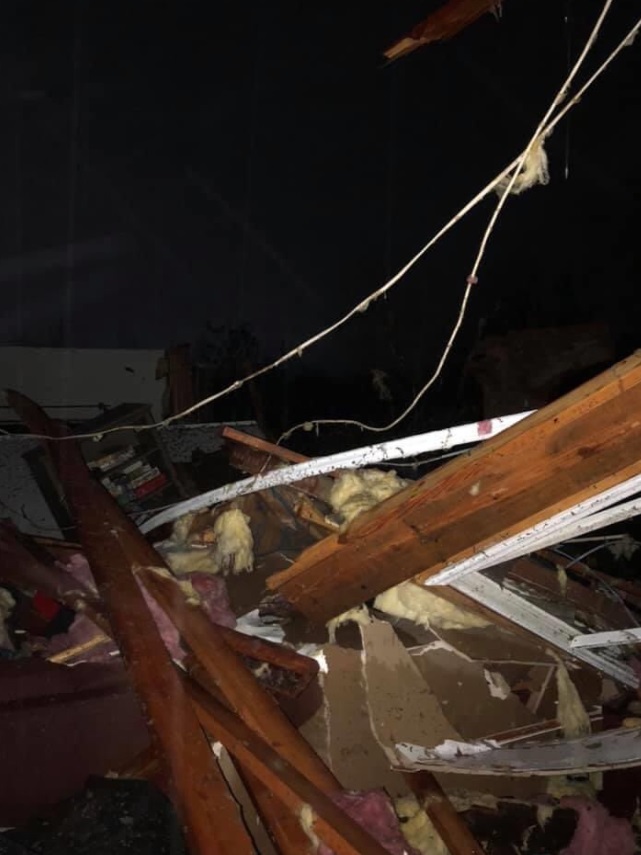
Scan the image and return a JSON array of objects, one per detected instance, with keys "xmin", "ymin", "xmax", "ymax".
[{"xmin": 2, "ymin": 354, "xmax": 641, "ymax": 854}]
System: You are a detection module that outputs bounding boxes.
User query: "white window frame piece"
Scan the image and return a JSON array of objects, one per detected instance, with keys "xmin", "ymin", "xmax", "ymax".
[
  {"xmin": 425, "ymin": 474, "xmax": 641, "ymax": 587},
  {"xmin": 450, "ymin": 571, "xmax": 638, "ymax": 687}
]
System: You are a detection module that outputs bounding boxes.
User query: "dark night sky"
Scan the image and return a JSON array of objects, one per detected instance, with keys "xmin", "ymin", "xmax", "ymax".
[{"xmin": 1, "ymin": 0, "xmax": 640, "ymax": 386}]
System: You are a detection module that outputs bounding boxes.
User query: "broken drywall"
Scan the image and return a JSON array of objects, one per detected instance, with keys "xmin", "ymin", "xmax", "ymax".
[{"xmin": 360, "ymin": 619, "xmax": 461, "ymax": 761}]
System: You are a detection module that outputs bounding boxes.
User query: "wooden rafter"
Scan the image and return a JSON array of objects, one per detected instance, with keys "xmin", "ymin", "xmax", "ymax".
[
  {"xmin": 267, "ymin": 353, "xmax": 641, "ymax": 627},
  {"xmin": 6, "ymin": 390, "xmax": 253, "ymax": 855}
]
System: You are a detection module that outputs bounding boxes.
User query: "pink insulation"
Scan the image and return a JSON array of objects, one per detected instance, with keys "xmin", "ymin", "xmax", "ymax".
[
  {"xmin": 136, "ymin": 580, "xmax": 186, "ymax": 662},
  {"xmin": 183, "ymin": 572, "xmax": 236, "ymax": 629},
  {"xmin": 560, "ymin": 797, "xmax": 636, "ymax": 855},
  {"xmin": 53, "ymin": 555, "xmax": 236, "ymax": 663},
  {"xmin": 317, "ymin": 790, "xmax": 420, "ymax": 855},
  {"xmin": 58, "ymin": 553, "xmax": 98, "ymax": 594}
]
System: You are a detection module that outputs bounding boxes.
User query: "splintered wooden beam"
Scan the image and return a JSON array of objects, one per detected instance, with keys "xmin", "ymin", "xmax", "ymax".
[
  {"xmin": 184, "ymin": 658, "xmax": 316, "ymax": 855},
  {"xmin": 139, "ymin": 565, "xmax": 338, "ymax": 855},
  {"xmin": 384, "ymin": 0, "xmax": 501, "ymax": 62},
  {"xmin": 138, "ymin": 566, "xmax": 338, "ymax": 791},
  {"xmin": 185, "ymin": 677, "xmax": 397, "ymax": 855},
  {"xmin": 6, "ymin": 391, "xmax": 253, "ymax": 855},
  {"xmin": 267, "ymin": 353, "xmax": 641, "ymax": 624}
]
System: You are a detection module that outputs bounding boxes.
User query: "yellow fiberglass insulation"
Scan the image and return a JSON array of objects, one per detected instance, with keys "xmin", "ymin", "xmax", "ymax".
[
  {"xmin": 329, "ymin": 468, "xmax": 408, "ymax": 526},
  {"xmin": 162, "ymin": 507, "xmax": 254, "ymax": 576},
  {"xmin": 538, "ymin": 662, "xmax": 596, "ymax": 827},
  {"xmin": 210, "ymin": 508, "xmax": 254, "ymax": 574},
  {"xmin": 555, "ymin": 661, "xmax": 591, "ymax": 739},
  {"xmin": 395, "ymin": 796, "xmax": 451, "ymax": 855},
  {"xmin": 495, "ymin": 136, "xmax": 550, "ymax": 196},
  {"xmin": 374, "ymin": 581, "xmax": 490, "ymax": 632},
  {"xmin": 326, "ymin": 603, "xmax": 372, "ymax": 643}
]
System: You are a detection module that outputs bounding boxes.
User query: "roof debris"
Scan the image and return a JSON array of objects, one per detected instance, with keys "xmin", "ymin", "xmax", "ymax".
[{"xmin": 3, "ymin": 352, "xmax": 641, "ymax": 854}]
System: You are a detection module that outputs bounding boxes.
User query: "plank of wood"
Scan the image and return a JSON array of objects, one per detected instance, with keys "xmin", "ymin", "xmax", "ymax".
[
  {"xmin": 224, "ymin": 432, "xmax": 333, "ymax": 501},
  {"xmin": 215, "ymin": 623, "xmax": 320, "ymax": 696},
  {"xmin": 185, "ymin": 676, "xmax": 398, "ymax": 855},
  {"xmin": 185, "ymin": 658, "xmax": 316, "ymax": 853},
  {"xmin": 405, "ymin": 772, "xmax": 485, "ymax": 855},
  {"xmin": 223, "ymin": 425, "xmax": 310, "ymax": 466},
  {"xmin": 138, "ymin": 565, "xmax": 339, "ymax": 791},
  {"xmin": 240, "ymin": 768, "xmax": 315, "ymax": 855},
  {"xmin": 295, "ymin": 495, "xmax": 338, "ymax": 532},
  {"xmin": 6, "ymin": 391, "xmax": 253, "ymax": 855},
  {"xmin": 267, "ymin": 353, "xmax": 641, "ymax": 623},
  {"xmin": 139, "ymin": 565, "xmax": 340, "ymax": 854}
]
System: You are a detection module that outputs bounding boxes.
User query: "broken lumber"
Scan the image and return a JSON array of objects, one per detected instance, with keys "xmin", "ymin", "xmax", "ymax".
[
  {"xmin": 138, "ymin": 565, "xmax": 338, "ymax": 790},
  {"xmin": 267, "ymin": 352, "xmax": 641, "ymax": 624},
  {"xmin": 393, "ymin": 725, "xmax": 641, "ymax": 776},
  {"xmin": 6, "ymin": 391, "xmax": 253, "ymax": 855},
  {"xmin": 185, "ymin": 676, "xmax": 397, "ymax": 855},
  {"xmin": 181, "ymin": 656, "xmax": 316, "ymax": 853},
  {"xmin": 139, "ymin": 566, "xmax": 346, "ymax": 854}
]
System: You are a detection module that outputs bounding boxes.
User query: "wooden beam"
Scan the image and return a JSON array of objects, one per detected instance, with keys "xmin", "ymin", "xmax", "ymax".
[
  {"xmin": 138, "ymin": 566, "xmax": 339, "ymax": 791},
  {"xmin": 139, "ymin": 565, "xmax": 341, "ymax": 855},
  {"xmin": 6, "ymin": 391, "xmax": 253, "ymax": 855},
  {"xmin": 224, "ymin": 427, "xmax": 333, "ymax": 500},
  {"xmin": 267, "ymin": 353, "xmax": 641, "ymax": 623},
  {"xmin": 222, "ymin": 426, "xmax": 310, "ymax": 466},
  {"xmin": 384, "ymin": 0, "xmax": 501, "ymax": 62},
  {"xmin": 240, "ymin": 771, "xmax": 315, "ymax": 855},
  {"xmin": 185, "ymin": 677, "xmax": 398, "ymax": 855}
]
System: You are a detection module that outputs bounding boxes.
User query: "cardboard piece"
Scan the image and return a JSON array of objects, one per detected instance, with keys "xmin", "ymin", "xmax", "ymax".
[{"xmin": 301, "ymin": 621, "xmax": 614, "ymax": 805}]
